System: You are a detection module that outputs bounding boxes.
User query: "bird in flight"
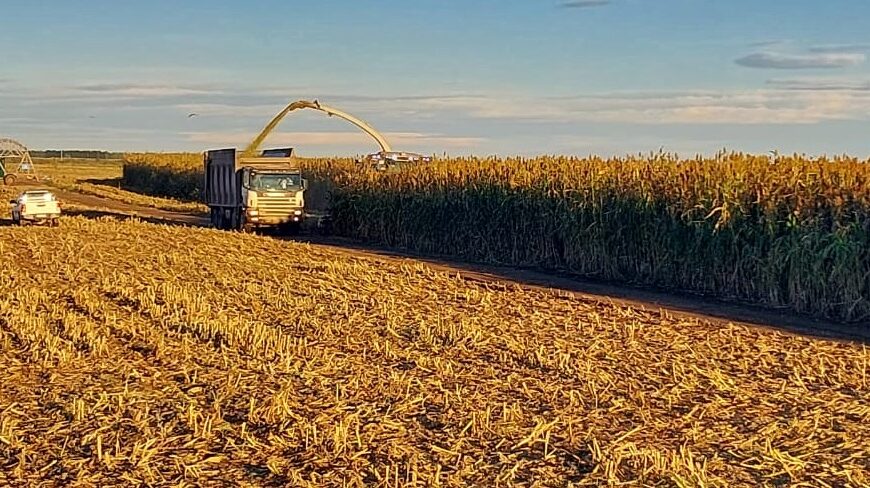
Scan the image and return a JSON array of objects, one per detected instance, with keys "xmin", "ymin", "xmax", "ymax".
[{"xmin": 187, "ymin": 113, "xmax": 199, "ymax": 118}]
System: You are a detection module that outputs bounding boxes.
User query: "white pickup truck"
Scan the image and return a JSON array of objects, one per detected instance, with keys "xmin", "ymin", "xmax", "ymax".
[{"xmin": 10, "ymin": 189, "xmax": 61, "ymax": 226}]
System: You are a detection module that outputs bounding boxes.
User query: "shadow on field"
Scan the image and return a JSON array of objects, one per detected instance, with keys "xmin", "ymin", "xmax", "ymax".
[
  {"xmin": 282, "ymin": 234, "xmax": 870, "ymax": 345},
  {"xmin": 66, "ymin": 209, "xmax": 199, "ymax": 228},
  {"xmin": 80, "ymin": 177, "xmax": 124, "ymax": 187}
]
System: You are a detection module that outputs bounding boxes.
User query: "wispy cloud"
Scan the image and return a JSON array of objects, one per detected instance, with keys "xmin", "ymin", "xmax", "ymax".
[
  {"xmin": 747, "ymin": 40, "xmax": 791, "ymax": 49},
  {"xmin": 72, "ymin": 83, "xmax": 224, "ymax": 97},
  {"xmin": 183, "ymin": 131, "xmax": 483, "ymax": 150},
  {"xmin": 735, "ymin": 51, "xmax": 865, "ymax": 69},
  {"xmin": 807, "ymin": 44, "xmax": 870, "ymax": 54},
  {"xmin": 559, "ymin": 0, "xmax": 611, "ymax": 9},
  {"xmin": 426, "ymin": 89, "xmax": 870, "ymax": 125},
  {"xmin": 766, "ymin": 77, "xmax": 870, "ymax": 91}
]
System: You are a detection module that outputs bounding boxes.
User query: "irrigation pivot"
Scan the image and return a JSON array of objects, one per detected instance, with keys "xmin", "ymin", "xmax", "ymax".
[{"xmin": 0, "ymin": 138, "xmax": 37, "ymax": 185}]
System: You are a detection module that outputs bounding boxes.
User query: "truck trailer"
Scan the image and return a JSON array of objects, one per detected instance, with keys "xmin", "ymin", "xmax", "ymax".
[{"xmin": 204, "ymin": 147, "xmax": 307, "ymax": 233}]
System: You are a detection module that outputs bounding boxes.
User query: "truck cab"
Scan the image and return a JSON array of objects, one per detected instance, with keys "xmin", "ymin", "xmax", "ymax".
[
  {"xmin": 240, "ymin": 165, "xmax": 307, "ymax": 230},
  {"xmin": 204, "ymin": 147, "xmax": 307, "ymax": 233}
]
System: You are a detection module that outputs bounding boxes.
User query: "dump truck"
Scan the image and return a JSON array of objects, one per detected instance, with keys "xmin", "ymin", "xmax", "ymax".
[{"xmin": 203, "ymin": 147, "xmax": 307, "ymax": 233}]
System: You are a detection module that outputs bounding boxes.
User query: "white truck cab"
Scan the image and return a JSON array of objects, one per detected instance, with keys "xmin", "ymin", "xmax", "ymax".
[{"xmin": 10, "ymin": 189, "xmax": 61, "ymax": 226}]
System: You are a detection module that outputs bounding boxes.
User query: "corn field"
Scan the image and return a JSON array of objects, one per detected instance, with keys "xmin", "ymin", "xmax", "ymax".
[
  {"xmin": 121, "ymin": 152, "xmax": 870, "ymax": 323},
  {"xmin": 1, "ymin": 216, "xmax": 869, "ymax": 486},
  {"xmin": 122, "ymin": 152, "xmax": 204, "ymax": 201}
]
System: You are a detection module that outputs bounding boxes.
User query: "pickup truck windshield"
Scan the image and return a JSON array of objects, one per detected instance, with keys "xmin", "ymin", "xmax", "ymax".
[{"xmin": 249, "ymin": 173, "xmax": 302, "ymax": 191}]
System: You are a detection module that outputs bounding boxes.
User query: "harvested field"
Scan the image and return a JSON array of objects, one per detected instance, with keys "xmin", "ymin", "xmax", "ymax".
[{"xmin": 1, "ymin": 217, "xmax": 868, "ymax": 486}]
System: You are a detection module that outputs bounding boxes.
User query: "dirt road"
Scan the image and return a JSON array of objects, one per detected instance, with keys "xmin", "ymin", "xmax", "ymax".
[{"xmin": 14, "ymin": 182, "xmax": 868, "ymax": 343}]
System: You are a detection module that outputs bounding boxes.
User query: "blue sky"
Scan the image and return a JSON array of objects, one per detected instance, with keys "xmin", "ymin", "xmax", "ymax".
[{"xmin": 2, "ymin": 0, "xmax": 870, "ymax": 157}]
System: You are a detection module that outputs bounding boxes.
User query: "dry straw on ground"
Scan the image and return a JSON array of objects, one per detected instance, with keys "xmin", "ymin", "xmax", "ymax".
[{"xmin": 1, "ymin": 216, "xmax": 868, "ymax": 486}]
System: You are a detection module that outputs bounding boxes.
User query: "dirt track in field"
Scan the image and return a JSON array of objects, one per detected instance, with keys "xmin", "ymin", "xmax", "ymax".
[{"xmin": 11, "ymin": 181, "xmax": 868, "ymax": 344}]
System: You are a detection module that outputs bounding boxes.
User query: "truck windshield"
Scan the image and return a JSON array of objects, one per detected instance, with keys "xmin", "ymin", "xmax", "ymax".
[{"xmin": 249, "ymin": 173, "xmax": 302, "ymax": 191}]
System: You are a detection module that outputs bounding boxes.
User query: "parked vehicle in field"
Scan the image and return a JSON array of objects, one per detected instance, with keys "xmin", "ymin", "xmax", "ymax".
[
  {"xmin": 204, "ymin": 147, "xmax": 307, "ymax": 233},
  {"xmin": 9, "ymin": 189, "xmax": 61, "ymax": 226}
]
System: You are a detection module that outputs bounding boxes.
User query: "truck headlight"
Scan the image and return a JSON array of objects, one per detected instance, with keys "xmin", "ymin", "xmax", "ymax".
[
  {"xmin": 294, "ymin": 210, "xmax": 303, "ymax": 216},
  {"xmin": 247, "ymin": 209, "xmax": 259, "ymax": 216}
]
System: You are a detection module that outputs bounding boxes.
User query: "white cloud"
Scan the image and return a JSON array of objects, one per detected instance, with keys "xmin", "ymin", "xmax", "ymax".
[
  {"xmin": 73, "ymin": 83, "xmax": 223, "ymax": 97},
  {"xmin": 735, "ymin": 51, "xmax": 865, "ymax": 69},
  {"xmin": 766, "ymin": 77, "xmax": 870, "ymax": 91},
  {"xmin": 182, "ymin": 131, "xmax": 484, "ymax": 150},
  {"xmin": 175, "ymin": 88, "xmax": 870, "ymax": 125},
  {"xmin": 419, "ymin": 89, "xmax": 870, "ymax": 124}
]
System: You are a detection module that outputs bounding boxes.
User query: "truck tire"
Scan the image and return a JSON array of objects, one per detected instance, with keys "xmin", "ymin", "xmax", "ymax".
[
  {"xmin": 216, "ymin": 209, "xmax": 228, "ymax": 230},
  {"xmin": 209, "ymin": 208, "xmax": 219, "ymax": 228},
  {"xmin": 3, "ymin": 174, "xmax": 16, "ymax": 186}
]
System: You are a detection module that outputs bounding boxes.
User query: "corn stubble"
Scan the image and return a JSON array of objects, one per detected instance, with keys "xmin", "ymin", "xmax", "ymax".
[{"xmin": 1, "ymin": 217, "xmax": 869, "ymax": 486}]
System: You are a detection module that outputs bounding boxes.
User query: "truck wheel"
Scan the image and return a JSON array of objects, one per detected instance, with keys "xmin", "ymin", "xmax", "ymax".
[
  {"xmin": 232, "ymin": 210, "xmax": 242, "ymax": 231},
  {"xmin": 3, "ymin": 174, "xmax": 16, "ymax": 186},
  {"xmin": 210, "ymin": 208, "xmax": 219, "ymax": 228},
  {"xmin": 239, "ymin": 215, "xmax": 252, "ymax": 233}
]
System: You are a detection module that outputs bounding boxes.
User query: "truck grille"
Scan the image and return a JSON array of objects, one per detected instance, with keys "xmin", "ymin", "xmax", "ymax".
[{"xmin": 257, "ymin": 196, "xmax": 302, "ymax": 218}]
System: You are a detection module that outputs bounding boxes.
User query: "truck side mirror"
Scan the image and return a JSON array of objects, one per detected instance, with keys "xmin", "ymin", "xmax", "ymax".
[{"xmin": 302, "ymin": 179, "xmax": 308, "ymax": 190}]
